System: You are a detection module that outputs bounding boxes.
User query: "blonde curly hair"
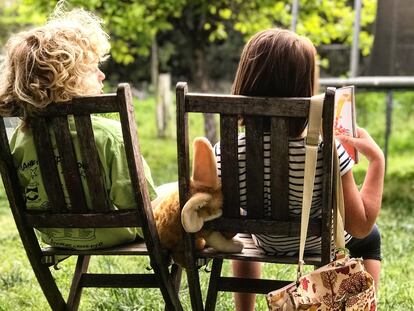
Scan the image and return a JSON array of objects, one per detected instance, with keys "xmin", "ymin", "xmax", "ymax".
[{"xmin": 0, "ymin": 7, "xmax": 110, "ymax": 118}]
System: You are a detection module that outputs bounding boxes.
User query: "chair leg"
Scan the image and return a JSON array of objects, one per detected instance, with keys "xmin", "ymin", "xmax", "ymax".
[
  {"xmin": 150, "ymin": 255, "xmax": 183, "ymax": 311},
  {"xmin": 67, "ymin": 255, "xmax": 90, "ymax": 311},
  {"xmin": 23, "ymin": 232, "xmax": 66, "ymax": 310},
  {"xmin": 186, "ymin": 261, "xmax": 204, "ymax": 311},
  {"xmin": 171, "ymin": 263, "xmax": 182, "ymax": 294},
  {"xmin": 205, "ymin": 259, "xmax": 223, "ymax": 311},
  {"xmin": 164, "ymin": 264, "xmax": 183, "ymax": 311},
  {"xmin": 182, "ymin": 234, "xmax": 204, "ymax": 311},
  {"xmin": 31, "ymin": 259, "xmax": 67, "ymax": 310}
]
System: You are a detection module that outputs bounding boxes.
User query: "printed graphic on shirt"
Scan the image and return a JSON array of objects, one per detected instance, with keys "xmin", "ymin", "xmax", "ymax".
[
  {"xmin": 25, "ymin": 182, "xmax": 39, "ymax": 202},
  {"xmin": 19, "ymin": 157, "xmax": 97, "ymax": 244},
  {"xmin": 42, "ymin": 228, "xmax": 96, "ymax": 241}
]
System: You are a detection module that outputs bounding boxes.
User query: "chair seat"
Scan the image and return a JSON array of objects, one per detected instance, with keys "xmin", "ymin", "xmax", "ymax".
[
  {"xmin": 196, "ymin": 233, "xmax": 322, "ymax": 266},
  {"xmin": 41, "ymin": 239, "xmax": 151, "ymax": 256}
]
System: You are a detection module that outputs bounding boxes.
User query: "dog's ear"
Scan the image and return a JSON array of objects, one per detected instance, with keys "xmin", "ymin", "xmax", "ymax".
[
  {"xmin": 181, "ymin": 192, "xmax": 212, "ymax": 232},
  {"xmin": 192, "ymin": 137, "xmax": 219, "ymax": 188}
]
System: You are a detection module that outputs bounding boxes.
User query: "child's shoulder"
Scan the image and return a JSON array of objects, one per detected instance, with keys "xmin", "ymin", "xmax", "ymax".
[{"xmin": 90, "ymin": 116, "xmax": 123, "ymax": 141}]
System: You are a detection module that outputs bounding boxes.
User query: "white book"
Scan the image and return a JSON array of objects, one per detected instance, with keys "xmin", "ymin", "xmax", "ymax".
[{"xmin": 334, "ymin": 86, "xmax": 358, "ymax": 163}]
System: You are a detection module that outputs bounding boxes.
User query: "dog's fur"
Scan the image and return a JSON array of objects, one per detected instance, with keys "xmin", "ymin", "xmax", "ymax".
[{"xmin": 153, "ymin": 137, "xmax": 243, "ymax": 267}]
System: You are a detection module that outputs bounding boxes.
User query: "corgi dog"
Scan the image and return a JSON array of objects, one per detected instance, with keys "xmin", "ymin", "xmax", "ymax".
[{"xmin": 153, "ymin": 137, "xmax": 243, "ymax": 267}]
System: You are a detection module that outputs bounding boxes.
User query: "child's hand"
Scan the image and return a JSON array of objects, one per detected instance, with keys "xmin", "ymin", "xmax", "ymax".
[{"xmin": 337, "ymin": 127, "xmax": 384, "ymax": 164}]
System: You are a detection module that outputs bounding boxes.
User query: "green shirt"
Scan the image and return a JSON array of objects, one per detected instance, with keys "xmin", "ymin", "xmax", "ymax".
[{"xmin": 10, "ymin": 116, "xmax": 156, "ymax": 249}]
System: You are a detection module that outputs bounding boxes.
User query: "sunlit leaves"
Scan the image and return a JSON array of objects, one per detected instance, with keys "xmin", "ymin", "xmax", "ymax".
[
  {"xmin": 2, "ymin": 0, "xmax": 377, "ymax": 68},
  {"xmin": 295, "ymin": 0, "xmax": 376, "ymax": 54},
  {"xmin": 219, "ymin": 8, "xmax": 232, "ymax": 20},
  {"xmin": 13, "ymin": 0, "xmax": 185, "ymax": 65}
]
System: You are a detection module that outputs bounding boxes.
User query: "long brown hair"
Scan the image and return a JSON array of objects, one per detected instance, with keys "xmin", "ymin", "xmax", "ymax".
[{"xmin": 232, "ymin": 28, "xmax": 317, "ymax": 137}]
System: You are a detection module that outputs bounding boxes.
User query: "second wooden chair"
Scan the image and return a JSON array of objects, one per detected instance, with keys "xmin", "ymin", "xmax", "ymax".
[{"xmin": 176, "ymin": 82, "xmax": 337, "ymax": 310}]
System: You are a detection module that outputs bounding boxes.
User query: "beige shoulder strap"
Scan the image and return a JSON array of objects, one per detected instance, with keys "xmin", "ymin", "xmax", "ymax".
[
  {"xmin": 333, "ymin": 147, "xmax": 346, "ymax": 249},
  {"xmin": 297, "ymin": 94, "xmax": 324, "ymax": 281},
  {"xmin": 296, "ymin": 94, "xmax": 346, "ymax": 282}
]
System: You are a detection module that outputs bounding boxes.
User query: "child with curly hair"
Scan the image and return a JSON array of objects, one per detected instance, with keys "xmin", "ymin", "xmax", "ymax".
[{"xmin": 0, "ymin": 6, "xmax": 156, "ymax": 249}]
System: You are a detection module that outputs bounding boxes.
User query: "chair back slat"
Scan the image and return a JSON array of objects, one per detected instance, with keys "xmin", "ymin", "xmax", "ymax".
[
  {"xmin": 185, "ymin": 94, "xmax": 309, "ymax": 117},
  {"xmin": 320, "ymin": 88, "xmax": 336, "ymax": 262},
  {"xmin": 245, "ymin": 116, "xmax": 264, "ymax": 219},
  {"xmin": 74, "ymin": 115, "xmax": 111, "ymax": 212},
  {"xmin": 176, "ymin": 83, "xmax": 191, "ymax": 213},
  {"xmin": 116, "ymin": 85, "xmax": 158, "ymax": 243},
  {"xmin": 51, "ymin": 116, "xmax": 88, "ymax": 213},
  {"xmin": 219, "ymin": 115, "xmax": 240, "ymax": 218},
  {"xmin": 270, "ymin": 117, "xmax": 290, "ymax": 220},
  {"xmin": 31, "ymin": 118, "xmax": 67, "ymax": 212},
  {"xmin": 0, "ymin": 118, "xmax": 27, "ymax": 216}
]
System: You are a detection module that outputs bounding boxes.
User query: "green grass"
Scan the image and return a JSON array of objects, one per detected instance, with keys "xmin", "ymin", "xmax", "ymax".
[{"xmin": 0, "ymin": 94, "xmax": 413, "ymax": 310}]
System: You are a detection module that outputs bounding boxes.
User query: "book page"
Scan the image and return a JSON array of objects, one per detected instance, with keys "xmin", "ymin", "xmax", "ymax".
[{"xmin": 334, "ymin": 86, "xmax": 358, "ymax": 163}]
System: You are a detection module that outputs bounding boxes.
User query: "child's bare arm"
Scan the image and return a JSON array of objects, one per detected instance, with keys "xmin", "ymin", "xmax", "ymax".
[{"xmin": 338, "ymin": 128, "xmax": 385, "ymax": 238}]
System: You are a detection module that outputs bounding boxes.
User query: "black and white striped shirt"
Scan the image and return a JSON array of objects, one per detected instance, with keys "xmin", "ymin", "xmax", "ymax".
[{"xmin": 214, "ymin": 133, "xmax": 354, "ymax": 255}]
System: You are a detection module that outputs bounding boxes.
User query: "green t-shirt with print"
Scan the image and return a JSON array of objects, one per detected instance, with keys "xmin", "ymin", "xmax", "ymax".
[{"xmin": 10, "ymin": 116, "xmax": 156, "ymax": 250}]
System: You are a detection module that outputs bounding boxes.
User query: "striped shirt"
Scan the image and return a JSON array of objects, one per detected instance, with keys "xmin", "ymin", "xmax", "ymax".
[{"xmin": 214, "ymin": 133, "xmax": 354, "ymax": 255}]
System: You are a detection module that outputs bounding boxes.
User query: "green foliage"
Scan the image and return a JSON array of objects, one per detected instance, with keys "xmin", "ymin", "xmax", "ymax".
[
  {"xmin": 231, "ymin": 0, "xmax": 377, "ymax": 57},
  {"xmin": 19, "ymin": 0, "xmax": 186, "ymax": 64},
  {"xmin": 0, "ymin": 0, "xmax": 46, "ymax": 47},
  {"xmin": 356, "ymin": 91, "xmax": 414, "ymax": 154},
  {"xmin": 1, "ymin": 0, "xmax": 377, "ymax": 81}
]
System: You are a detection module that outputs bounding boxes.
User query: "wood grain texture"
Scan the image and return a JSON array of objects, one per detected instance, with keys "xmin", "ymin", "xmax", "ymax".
[
  {"xmin": 186, "ymin": 94, "xmax": 310, "ymax": 117},
  {"xmin": 270, "ymin": 117, "xmax": 290, "ymax": 220},
  {"xmin": 52, "ymin": 116, "xmax": 88, "ymax": 212},
  {"xmin": 219, "ymin": 115, "xmax": 240, "ymax": 218},
  {"xmin": 245, "ymin": 116, "xmax": 264, "ymax": 219},
  {"xmin": 31, "ymin": 118, "xmax": 67, "ymax": 212},
  {"xmin": 6, "ymin": 95, "xmax": 119, "ymax": 118},
  {"xmin": 202, "ymin": 218, "xmax": 321, "ymax": 236},
  {"xmin": 25, "ymin": 210, "xmax": 142, "ymax": 228},
  {"xmin": 321, "ymin": 87, "xmax": 336, "ymax": 264},
  {"xmin": 74, "ymin": 115, "xmax": 111, "ymax": 212}
]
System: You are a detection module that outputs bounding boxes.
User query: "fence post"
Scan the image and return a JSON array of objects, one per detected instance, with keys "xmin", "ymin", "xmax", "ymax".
[
  {"xmin": 291, "ymin": 0, "xmax": 300, "ymax": 32},
  {"xmin": 384, "ymin": 90, "xmax": 393, "ymax": 171},
  {"xmin": 156, "ymin": 73, "xmax": 172, "ymax": 138},
  {"xmin": 350, "ymin": 0, "xmax": 362, "ymax": 77}
]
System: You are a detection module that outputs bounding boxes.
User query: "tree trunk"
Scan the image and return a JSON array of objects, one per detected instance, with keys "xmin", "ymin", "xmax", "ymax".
[
  {"xmin": 152, "ymin": 37, "xmax": 170, "ymax": 138},
  {"xmin": 151, "ymin": 37, "xmax": 159, "ymax": 91},
  {"xmin": 156, "ymin": 73, "xmax": 172, "ymax": 138},
  {"xmin": 195, "ymin": 48, "xmax": 217, "ymax": 145}
]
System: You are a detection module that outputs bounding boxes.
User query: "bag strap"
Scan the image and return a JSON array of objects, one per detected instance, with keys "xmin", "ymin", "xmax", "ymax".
[
  {"xmin": 333, "ymin": 147, "xmax": 346, "ymax": 249},
  {"xmin": 297, "ymin": 94, "xmax": 324, "ymax": 282},
  {"xmin": 296, "ymin": 94, "xmax": 346, "ymax": 282}
]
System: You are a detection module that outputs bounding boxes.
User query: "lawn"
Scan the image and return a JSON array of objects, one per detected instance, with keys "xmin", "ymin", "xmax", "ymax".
[{"xmin": 0, "ymin": 92, "xmax": 413, "ymax": 310}]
